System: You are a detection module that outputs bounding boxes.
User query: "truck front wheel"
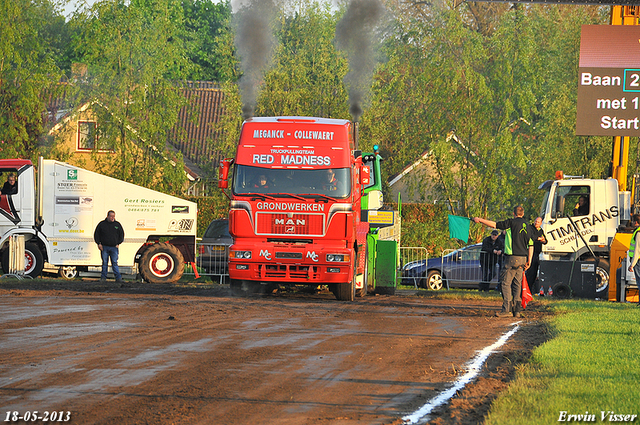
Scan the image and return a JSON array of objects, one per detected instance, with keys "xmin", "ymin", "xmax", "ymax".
[
  {"xmin": 334, "ymin": 263, "xmax": 356, "ymax": 301},
  {"xmin": 139, "ymin": 242, "xmax": 184, "ymax": 284}
]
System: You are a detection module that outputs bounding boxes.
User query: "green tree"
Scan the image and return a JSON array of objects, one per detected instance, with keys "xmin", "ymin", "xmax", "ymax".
[
  {"xmin": 0, "ymin": 0, "xmax": 62, "ymax": 160},
  {"xmin": 366, "ymin": 2, "xmax": 608, "ymax": 227},
  {"xmin": 182, "ymin": 0, "xmax": 238, "ymax": 82},
  {"xmin": 68, "ymin": 0, "xmax": 191, "ymax": 194}
]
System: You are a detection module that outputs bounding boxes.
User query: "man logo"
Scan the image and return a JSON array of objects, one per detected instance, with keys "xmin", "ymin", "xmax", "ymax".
[
  {"xmin": 306, "ymin": 251, "xmax": 319, "ymax": 262},
  {"xmin": 285, "ymin": 226, "xmax": 295, "ymax": 233},
  {"xmin": 275, "ymin": 218, "xmax": 306, "ymax": 225}
]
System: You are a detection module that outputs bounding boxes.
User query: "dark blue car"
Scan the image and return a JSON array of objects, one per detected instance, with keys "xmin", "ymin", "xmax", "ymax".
[{"xmin": 401, "ymin": 243, "xmax": 499, "ymax": 290}]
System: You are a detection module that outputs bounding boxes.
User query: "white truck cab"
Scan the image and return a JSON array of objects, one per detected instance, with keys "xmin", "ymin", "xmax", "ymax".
[{"xmin": 538, "ymin": 177, "xmax": 625, "ymax": 296}]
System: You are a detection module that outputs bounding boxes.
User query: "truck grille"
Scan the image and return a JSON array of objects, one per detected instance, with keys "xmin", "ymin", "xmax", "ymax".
[
  {"xmin": 256, "ymin": 212, "xmax": 325, "ymax": 236},
  {"xmin": 275, "ymin": 252, "xmax": 303, "ymax": 259},
  {"xmin": 258, "ymin": 264, "xmax": 320, "ymax": 280}
]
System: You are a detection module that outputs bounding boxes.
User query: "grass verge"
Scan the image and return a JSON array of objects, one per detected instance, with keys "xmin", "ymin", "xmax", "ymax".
[
  {"xmin": 485, "ymin": 299, "xmax": 640, "ymax": 424},
  {"xmin": 400, "ymin": 285, "xmax": 503, "ymax": 301}
]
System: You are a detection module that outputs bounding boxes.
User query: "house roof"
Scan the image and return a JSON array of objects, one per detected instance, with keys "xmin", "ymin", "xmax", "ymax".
[
  {"xmin": 388, "ymin": 149, "xmax": 433, "ymax": 187},
  {"xmin": 44, "ymin": 80, "xmax": 227, "ymax": 181},
  {"xmin": 168, "ymin": 81, "xmax": 226, "ymax": 172}
]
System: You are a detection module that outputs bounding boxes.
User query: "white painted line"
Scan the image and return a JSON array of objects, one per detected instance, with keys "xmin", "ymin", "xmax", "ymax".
[{"xmin": 402, "ymin": 321, "xmax": 522, "ymax": 424}]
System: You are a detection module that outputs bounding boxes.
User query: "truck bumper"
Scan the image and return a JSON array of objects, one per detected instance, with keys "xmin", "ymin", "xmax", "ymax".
[{"xmin": 228, "ymin": 243, "xmax": 353, "ymax": 284}]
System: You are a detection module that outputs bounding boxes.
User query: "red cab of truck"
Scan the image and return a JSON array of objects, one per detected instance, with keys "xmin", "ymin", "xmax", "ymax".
[{"xmin": 218, "ymin": 116, "xmax": 370, "ymax": 300}]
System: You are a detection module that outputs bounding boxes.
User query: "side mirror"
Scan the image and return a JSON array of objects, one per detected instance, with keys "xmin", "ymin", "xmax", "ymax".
[{"xmin": 218, "ymin": 158, "xmax": 234, "ymax": 189}]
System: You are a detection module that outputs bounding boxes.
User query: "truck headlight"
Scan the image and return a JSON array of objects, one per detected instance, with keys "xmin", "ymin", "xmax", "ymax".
[
  {"xmin": 231, "ymin": 250, "xmax": 252, "ymax": 259},
  {"xmin": 326, "ymin": 254, "xmax": 349, "ymax": 262}
]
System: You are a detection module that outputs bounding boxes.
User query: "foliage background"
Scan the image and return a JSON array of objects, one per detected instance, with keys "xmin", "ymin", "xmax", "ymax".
[{"xmin": 0, "ymin": 0, "xmax": 631, "ymax": 252}]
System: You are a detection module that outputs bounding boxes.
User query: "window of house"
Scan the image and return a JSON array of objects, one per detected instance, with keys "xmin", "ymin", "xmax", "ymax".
[
  {"xmin": 77, "ymin": 121, "xmax": 98, "ymax": 151},
  {"xmin": 77, "ymin": 121, "xmax": 113, "ymax": 151}
]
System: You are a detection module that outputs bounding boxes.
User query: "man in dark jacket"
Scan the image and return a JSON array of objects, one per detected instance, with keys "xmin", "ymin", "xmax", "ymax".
[
  {"xmin": 473, "ymin": 206, "xmax": 533, "ymax": 318},
  {"xmin": 479, "ymin": 230, "xmax": 503, "ymax": 292},
  {"xmin": 94, "ymin": 210, "xmax": 125, "ymax": 282},
  {"xmin": 1, "ymin": 174, "xmax": 17, "ymax": 195}
]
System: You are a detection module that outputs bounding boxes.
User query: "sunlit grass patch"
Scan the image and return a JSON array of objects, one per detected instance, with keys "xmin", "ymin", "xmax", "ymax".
[
  {"xmin": 407, "ymin": 287, "xmax": 503, "ymax": 300},
  {"xmin": 485, "ymin": 300, "xmax": 640, "ymax": 425}
]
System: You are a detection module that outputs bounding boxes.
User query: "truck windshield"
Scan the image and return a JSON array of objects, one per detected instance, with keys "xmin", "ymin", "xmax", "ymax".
[
  {"xmin": 550, "ymin": 185, "xmax": 591, "ymax": 218},
  {"xmin": 232, "ymin": 165, "xmax": 351, "ymax": 199}
]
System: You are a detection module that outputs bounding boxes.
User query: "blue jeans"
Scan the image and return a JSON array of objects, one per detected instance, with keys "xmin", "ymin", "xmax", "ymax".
[{"xmin": 101, "ymin": 246, "xmax": 121, "ymax": 280}]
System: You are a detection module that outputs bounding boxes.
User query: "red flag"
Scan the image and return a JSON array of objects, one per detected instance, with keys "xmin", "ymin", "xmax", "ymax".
[{"xmin": 522, "ymin": 272, "xmax": 533, "ymax": 309}]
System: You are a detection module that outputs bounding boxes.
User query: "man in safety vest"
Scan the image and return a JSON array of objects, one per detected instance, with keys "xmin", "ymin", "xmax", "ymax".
[
  {"xmin": 473, "ymin": 206, "xmax": 533, "ymax": 318},
  {"xmin": 627, "ymin": 214, "xmax": 640, "ymax": 305}
]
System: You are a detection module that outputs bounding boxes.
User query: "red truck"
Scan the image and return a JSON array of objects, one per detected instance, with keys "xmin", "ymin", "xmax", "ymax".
[{"xmin": 218, "ymin": 116, "xmax": 375, "ymax": 300}]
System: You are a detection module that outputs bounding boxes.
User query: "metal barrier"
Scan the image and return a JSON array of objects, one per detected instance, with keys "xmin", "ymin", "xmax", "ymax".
[
  {"xmin": 398, "ymin": 247, "xmax": 429, "ymax": 289},
  {"xmin": 186, "ymin": 243, "xmax": 230, "ymax": 283},
  {"xmin": 1, "ymin": 235, "xmax": 27, "ymax": 280},
  {"xmin": 433, "ymin": 247, "xmax": 498, "ymax": 290},
  {"xmin": 399, "ymin": 246, "xmax": 500, "ymax": 291}
]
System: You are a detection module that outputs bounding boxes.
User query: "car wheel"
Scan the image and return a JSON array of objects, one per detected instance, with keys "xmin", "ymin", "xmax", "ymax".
[
  {"xmin": 58, "ymin": 266, "xmax": 78, "ymax": 280},
  {"xmin": 426, "ymin": 270, "xmax": 444, "ymax": 290}
]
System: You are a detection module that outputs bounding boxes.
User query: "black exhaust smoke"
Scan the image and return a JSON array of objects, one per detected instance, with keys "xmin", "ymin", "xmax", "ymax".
[
  {"xmin": 234, "ymin": 0, "xmax": 277, "ymax": 120},
  {"xmin": 335, "ymin": 0, "xmax": 385, "ymax": 123}
]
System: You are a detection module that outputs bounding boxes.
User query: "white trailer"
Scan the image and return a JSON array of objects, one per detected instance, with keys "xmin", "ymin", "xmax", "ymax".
[{"xmin": 0, "ymin": 157, "xmax": 197, "ymax": 283}]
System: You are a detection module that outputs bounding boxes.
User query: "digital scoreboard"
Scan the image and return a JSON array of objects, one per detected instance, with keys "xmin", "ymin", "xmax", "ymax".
[{"xmin": 576, "ymin": 25, "xmax": 640, "ymax": 136}]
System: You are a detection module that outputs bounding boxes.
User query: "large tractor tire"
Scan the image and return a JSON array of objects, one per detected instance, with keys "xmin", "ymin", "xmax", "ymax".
[
  {"xmin": 2, "ymin": 242, "xmax": 44, "ymax": 278},
  {"xmin": 139, "ymin": 242, "xmax": 184, "ymax": 284}
]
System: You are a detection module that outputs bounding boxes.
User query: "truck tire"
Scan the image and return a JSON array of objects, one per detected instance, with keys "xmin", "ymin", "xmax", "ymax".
[
  {"xmin": 24, "ymin": 243, "xmax": 44, "ymax": 278},
  {"xmin": 334, "ymin": 280, "xmax": 355, "ymax": 301},
  {"xmin": 594, "ymin": 258, "xmax": 610, "ymax": 295},
  {"xmin": 335, "ymin": 262, "xmax": 356, "ymax": 301},
  {"xmin": 2, "ymin": 242, "xmax": 44, "ymax": 278},
  {"xmin": 139, "ymin": 242, "xmax": 184, "ymax": 284}
]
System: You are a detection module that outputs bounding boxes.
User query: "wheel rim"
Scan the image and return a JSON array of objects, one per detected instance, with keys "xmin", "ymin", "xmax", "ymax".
[
  {"xmin": 148, "ymin": 253, "xmax": 175, "ymax": 278},
  {"xmin": 595, "ymin": 266, "xmax": 609, "ymax": 293},
  {"xmin": 428, "ymin": 273, "xmax": 443, "ymax": 290},
  {"xmin": 61, "ymin": 267, "xmax": 77, "ymax": 279},
  {"xmin": 24, "ymin": 250, "xmax": 36, "ymax": 274}
]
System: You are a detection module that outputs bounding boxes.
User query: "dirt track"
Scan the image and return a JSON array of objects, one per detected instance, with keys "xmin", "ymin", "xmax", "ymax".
[{"xmin": 0, "ymin": 280, "xmax": 550, "ymax": 424}]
